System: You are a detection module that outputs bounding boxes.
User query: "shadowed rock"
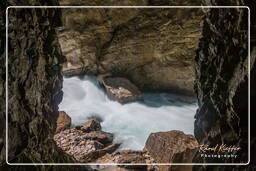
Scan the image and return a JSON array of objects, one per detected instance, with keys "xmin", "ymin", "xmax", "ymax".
[{"xmin": 55, "ymin": 111, "xmax": 72, "ymax": 133}]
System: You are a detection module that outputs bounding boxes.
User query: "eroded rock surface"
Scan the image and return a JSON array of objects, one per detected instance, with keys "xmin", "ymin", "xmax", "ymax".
[
  {"xmin": 144, "ymin": 130, "xmax": 198, "ymax": 171},
  {"xmin": 54, "ymin": 119, "xmax": 120, "ymax": 163},
  {"xmin": 98, "ymin": 75, "xmax": 143, "ymax": 104},
  {"xmin": 0, "ymin": 2, "xmax": 92, "ymax": 170},
  {"xmin": 2, "ymin": 3, "xmax": 73, "ymax": 166},
  {"xmin": 193, "ymin": 0, "xmax": 256, "ymax": 171},
  {"xmin": 57, "ymin": 0, "xmax": 203, "ymax": 95}
]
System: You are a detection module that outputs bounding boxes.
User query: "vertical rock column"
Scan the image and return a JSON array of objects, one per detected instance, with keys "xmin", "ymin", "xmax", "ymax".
[
  {"xmin": 0, "ymin": 1, "xmax": 91, "ymax": 170},
  {"xmin": 193, "ymin": 1, "xmax": 256, "ymax": 170}
]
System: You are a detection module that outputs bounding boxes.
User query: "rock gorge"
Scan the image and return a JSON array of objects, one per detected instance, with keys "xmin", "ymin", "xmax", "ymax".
[{"xmin": 0, "ymin": 0, "xmax": 255, "ymax": 171}]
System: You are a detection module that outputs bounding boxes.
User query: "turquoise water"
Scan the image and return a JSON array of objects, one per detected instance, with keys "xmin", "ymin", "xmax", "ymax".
[{"xmin": 59, "ymin": 76, "xmax": 197, "ymax": 150}]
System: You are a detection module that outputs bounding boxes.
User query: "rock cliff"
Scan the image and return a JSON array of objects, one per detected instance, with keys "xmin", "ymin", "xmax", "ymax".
[
  {"xmin": 0, "ymin": 1, "xmax": 91, "ymax": 170},
  {"xmin": 193, "ymin": 1, "xmax": 256, "ymax": 170},
  {"xmin": 58, "ymin": 0, "xmax": 203, "ymax": 95}
]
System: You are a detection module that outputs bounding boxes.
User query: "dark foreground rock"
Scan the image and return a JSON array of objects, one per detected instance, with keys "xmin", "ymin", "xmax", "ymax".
[
  {"xmin": 0, "ymin": 3, "xmax": 93, "ymax": 170},
  {"xmin": 193, "ymin": 1, "xmax": 256, "ymax": 171},
  {"xmin": 144, "ymin": 130, "xmax": 199, "ymax": 171},
  {"xmin": 54, "ymin": 119, "xmax": 120, "ymax": 162},
  {"xmin": 55, "ymin": 111, "xmax": 72, "ymax": 133},
  {"xmin": 98, "ymin": 75, "xmax": 143, "ymax": 104}
]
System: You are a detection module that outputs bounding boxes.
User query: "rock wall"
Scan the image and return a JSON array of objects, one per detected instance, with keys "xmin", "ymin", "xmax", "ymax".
[
  {"xmin": 0, "ymin": 1, "xmax": 91, "ymax": 170},
  {"xmin": 193, "ymin": 0, "xmax": 256, "ymax": 170},
  {"xmin": 58, "ymin": 0, "xmax": 203, "ymax": 95}
]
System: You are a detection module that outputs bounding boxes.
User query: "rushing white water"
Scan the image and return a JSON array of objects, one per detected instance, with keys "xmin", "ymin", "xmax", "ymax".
[{"xmin": 59, "ymin": 76, "xmax": 197, "ymax": 150}]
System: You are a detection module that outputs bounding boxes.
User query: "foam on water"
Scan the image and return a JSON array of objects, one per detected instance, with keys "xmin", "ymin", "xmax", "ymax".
[{"xmin": 59, "ymin": 76, "xmax": 197, "ymax": 150}]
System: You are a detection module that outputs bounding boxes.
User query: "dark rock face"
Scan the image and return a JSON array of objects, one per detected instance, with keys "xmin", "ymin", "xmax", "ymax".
[
  {"xmin": 3, "ymin": 5, "xmax": 67, "ymax": 164},
  {"xmin": 58, "ymin": 0, "xmax": 203, "ymax": 95},
  {"xmin": 144, "ymin": 130, "xmax": 199, "ymax": 171},
  {"xmin": 98, "ymin": 75, "xmax": 143, "ymax": 104},
  {"xmin": 193, "ymin": 1, "xmax": 256, "ymax": 171},
  {"xmin": 0, "ymin": 1, "xmax": 91, "ymax": 171}
]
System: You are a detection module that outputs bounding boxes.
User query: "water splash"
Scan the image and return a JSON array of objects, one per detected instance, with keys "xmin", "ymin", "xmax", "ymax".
[{"xmin": 59, "ymin": 76, "xmax": 197, "ymax": 150}]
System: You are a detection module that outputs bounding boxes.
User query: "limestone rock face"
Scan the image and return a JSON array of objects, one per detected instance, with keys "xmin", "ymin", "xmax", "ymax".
[
  {"xmin": 58, "ymin": 0, "xmax": 203, "ymax": 95},
  {"xmin": 144, "ymin": 130, "xmax": 198, "ymax": 171},
  {"xmin": 193, "ymin": 0, "xmax": 256, "ymax": 170},
  {"xmin": 55, "ymin": 111, "xmax": 72, "ymax": 133}
]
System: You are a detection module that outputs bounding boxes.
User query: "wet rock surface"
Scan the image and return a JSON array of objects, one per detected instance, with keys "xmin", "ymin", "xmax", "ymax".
[
  {"xmin": 98, "ymin": 75, "xmax": 143, "ymax": 104},
  {"xmin": 80, "ymin": 119, "xmax": 101, "ymax": 132},
  {"xmin": 54, "ymin": 119, "xmax": 120, "ymax": 162}
]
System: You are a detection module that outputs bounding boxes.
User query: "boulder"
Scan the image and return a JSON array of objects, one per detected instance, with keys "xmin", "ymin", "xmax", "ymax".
[
  {"xmin": 81, "ymin": 143, "xmax": 121, "ymax": 163},
  {"xmin": 81, "ymin": 119, "xmax": 101, "ymax": 132},
  {"xmin": 98, "ymin": 76, "xmax": 143, "ymax": 104},
  {"xmin": 114, "ymin": 150, "xmax": 147, "ymax": 169},
  {"xmin": 86, "ymin": 114, "xmax": 104, "ymax": 122},
  {"xmin": 55, "ymin": 111, "xmax": 71, "ymax": 133},
  {"xmin": 95, "ymin": 150, "xmax": 154, "ymax": 171},
  {"xmin": 54, "ymin": 121, "xmax": 119, "ymax": 163},
  {"xmin": 144, "ymin": 130, "xmax": 199, "ymax": 171},
  {"xmin": 82, "ymin": 131, "xmax": 114, "ymax": 145}
]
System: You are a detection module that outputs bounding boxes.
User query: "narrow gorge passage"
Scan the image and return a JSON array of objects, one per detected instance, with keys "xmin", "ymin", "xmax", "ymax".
[{"xmin": 59, "ymin": 76, "xmax": 197, "ymax": 150}]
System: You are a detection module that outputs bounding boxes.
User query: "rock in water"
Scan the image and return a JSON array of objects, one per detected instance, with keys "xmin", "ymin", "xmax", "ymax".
[
  {"xmin": 81, "ymin": 119, "xmax": 102, "ymax": 132},
  {"xmin": 144, "ymin": 130, "xmax": 199, "ymax": 171},
  {"xmin": 55, "ymin": 111, "xmax": 72, "ymax": 134},
  {"xmin": 98, "ymin": 76, "xmax": 143, "ymax": 104}
]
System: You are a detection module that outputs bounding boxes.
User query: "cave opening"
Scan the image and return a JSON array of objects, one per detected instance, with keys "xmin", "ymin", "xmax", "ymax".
[{"xmin": 54, "ymin": 7, "xmax": 201, "ymax": 152}]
